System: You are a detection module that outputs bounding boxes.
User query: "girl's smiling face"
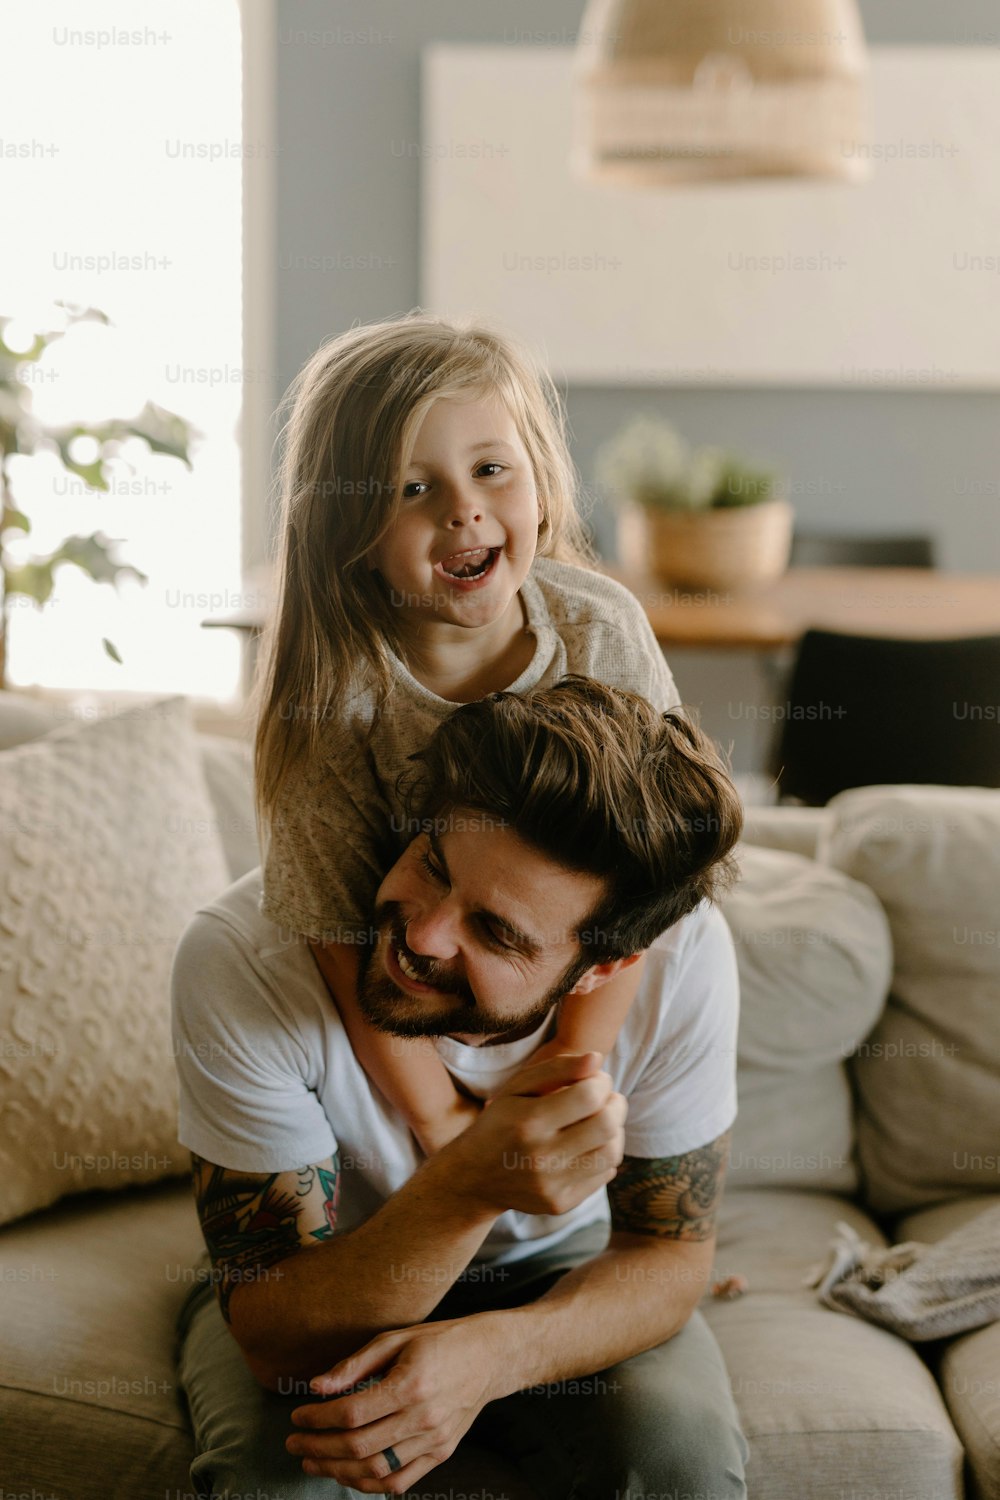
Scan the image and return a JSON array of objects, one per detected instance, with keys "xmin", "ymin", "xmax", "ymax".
[{"xmin": 369, "ymin": 393, "xmax": 542, "ymax": 631}]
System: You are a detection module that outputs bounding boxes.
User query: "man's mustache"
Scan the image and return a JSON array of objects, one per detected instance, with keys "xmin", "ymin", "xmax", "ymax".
[{"xmin": 376, "ymin": 900, "xmax": 476, "ymax": 1003}]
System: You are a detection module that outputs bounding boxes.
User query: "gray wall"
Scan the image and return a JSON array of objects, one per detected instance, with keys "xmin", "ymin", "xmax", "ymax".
[{"xmin": 271, "ymin": 0, "xmax": 1000, "ymax": 771}]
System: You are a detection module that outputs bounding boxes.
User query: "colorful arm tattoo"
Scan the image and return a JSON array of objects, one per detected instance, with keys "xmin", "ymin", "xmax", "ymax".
[{"xmin": 189, "ymin": 1150, "xmax": 341, "ymax": 1322}]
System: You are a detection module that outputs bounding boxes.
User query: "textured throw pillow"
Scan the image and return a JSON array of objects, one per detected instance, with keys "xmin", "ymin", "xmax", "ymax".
[
  {"xmin": 822, "ymin": 784, "xmax": 1000, "ymax": 1214},
  {"xmin": 0, "ymin": 696, "xmax": 230, "ymax": 1225},
  {"xmin": 720, "ymin": 843, "xmax": 892, "ymax": 1192}
]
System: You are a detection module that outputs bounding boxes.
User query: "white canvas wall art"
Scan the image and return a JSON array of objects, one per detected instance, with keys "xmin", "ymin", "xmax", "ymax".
[{"xmin": 421, "ymin": 46, "xmax": 1000, "ymax": 388}]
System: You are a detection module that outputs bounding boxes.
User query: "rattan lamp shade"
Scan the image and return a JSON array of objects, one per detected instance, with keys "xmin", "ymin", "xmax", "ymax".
[{"xmin": 573, "ymin": 0, "xmax": 871, "ymax": 185}]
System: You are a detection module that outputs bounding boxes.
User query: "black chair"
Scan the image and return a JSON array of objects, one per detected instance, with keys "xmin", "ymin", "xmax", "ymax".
[
  {"xmin": 772, "ymin": 629, "xmax": 1000, "ymax": 805},
  {"xmin": 789, "ymin": 532, "xmax": 937, "ymax": 569}
]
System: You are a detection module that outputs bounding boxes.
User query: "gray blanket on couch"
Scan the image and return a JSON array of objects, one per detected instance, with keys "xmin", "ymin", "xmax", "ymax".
[{"xmin": 804, "ymin": 1203, "xmax": 1000, "ymax": 1341}]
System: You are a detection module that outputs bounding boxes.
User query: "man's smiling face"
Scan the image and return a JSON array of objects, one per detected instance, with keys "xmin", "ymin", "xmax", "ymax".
[{"xmin": 356, "ymin": 813, "xmax": 611, "ymax": 1043}]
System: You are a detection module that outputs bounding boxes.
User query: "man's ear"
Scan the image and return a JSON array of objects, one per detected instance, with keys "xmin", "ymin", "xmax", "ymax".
[{"xmin": 564, "ymin": 951, "xmax": 642, "ymax": 997}]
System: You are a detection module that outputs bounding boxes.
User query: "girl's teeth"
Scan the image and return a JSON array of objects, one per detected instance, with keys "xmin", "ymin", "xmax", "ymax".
[{"xmin": 442, "ymin": 547, "xmax": 493, "ymax": 578}]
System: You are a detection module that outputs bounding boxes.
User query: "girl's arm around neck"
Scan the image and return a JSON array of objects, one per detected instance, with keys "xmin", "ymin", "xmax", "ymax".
[
  {"xmin": 309, "ymin": 941, "xmax": 481, "ymax": 1154},
  {"xmin": 535, "ymin": 951, "xmax": 647, "ymax": 1066}
]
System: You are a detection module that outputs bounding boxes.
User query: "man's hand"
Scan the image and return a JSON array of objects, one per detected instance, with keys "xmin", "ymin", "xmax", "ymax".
[
  {"xmin": 443, "ymin": 1050, "xmax": 628, "ymax": 1219},
  {"xmin": 286, "ymin": 1313, "xmax": 508, "ymax": 1494}
]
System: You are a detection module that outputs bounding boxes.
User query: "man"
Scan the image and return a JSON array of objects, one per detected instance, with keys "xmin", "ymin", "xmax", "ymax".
[{"xmin": 171, "ymin": 675, "xmax": 749, "ymax": 1498}]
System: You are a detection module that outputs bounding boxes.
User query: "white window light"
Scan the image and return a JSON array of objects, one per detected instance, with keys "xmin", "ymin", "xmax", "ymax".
[{"xmin": 1, "ymin": 1, "xmax": 245, "ymax": 702}]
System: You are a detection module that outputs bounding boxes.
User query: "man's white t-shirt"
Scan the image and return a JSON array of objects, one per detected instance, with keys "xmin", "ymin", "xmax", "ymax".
[{"xmin": 171, "ymin": 869, "xmax": 739, "ymax": 1266}]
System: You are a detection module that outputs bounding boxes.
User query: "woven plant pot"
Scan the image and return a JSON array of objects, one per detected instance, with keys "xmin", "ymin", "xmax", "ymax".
[{"xmin": 644, "ymin": 498, "xmax": 793, "ymax": 590}]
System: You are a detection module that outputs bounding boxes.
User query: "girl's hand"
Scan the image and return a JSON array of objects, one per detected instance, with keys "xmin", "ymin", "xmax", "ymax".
[
  {"xmin": 474, "ymin": 1041, "xmax": 601, "ymax": 1123},
  {"xmin": 529, "ymin": 1035, "xmax": 605, "ymax": 1071},
  {"xmin": 413, "ymin": 1093, "xmax": 483, "ymax": 1157}
]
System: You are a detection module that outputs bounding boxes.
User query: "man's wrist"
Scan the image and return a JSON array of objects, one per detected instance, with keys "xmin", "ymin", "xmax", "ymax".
[
  {"xmin": 464, "ymin": 1306, "xmax": 540, "ymax": 1403},
  {"xmin": 419, "ymin": 1139, "xmax": 501, "ymax": 1228}
]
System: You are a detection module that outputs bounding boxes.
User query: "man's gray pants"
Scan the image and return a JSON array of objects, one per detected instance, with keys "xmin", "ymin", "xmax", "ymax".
[{"xmin": 176, "ymin": 1219, "xmax": 749, "ymax": 1500}]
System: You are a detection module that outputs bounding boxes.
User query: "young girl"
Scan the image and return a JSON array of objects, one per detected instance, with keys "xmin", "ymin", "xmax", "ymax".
[{"xmin": 253, "ymin": 310, "xmax": 682, "ymax": 1156}]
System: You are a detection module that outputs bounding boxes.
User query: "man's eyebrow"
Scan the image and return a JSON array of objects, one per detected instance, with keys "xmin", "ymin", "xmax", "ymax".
[{"xmin": 428, "ymin": 829, "xmax": 541, "ymax": 953}]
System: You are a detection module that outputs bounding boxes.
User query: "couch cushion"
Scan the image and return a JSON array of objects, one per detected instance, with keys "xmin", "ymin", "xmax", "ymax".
[
  {"xmin": 822, "ymin": 785, "xmax": 1000, "ymax": 1214},
  {"xmin": 0, "ymin": 1178, "xmax": 202, "ymax": 1498},
  {"xmin": 720, "ymin": 844, "xmax": 892, "ymax": 1192},
  {"xmin": 895, "ymin": 1196, "xmax": 1000, "ymax": 1500},
  {"xmin": 705, "ymin": 1188, "xmax": 964, "ymax": 1499},
  {"xmin": 0, "ymin": 696, "xmax": 231, "ymax": 1224}
]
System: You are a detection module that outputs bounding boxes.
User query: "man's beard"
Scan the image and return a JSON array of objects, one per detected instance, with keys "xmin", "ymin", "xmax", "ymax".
[{"xmin": 356, "ymin": 900, "xmax": 591, "ymax": 1039}]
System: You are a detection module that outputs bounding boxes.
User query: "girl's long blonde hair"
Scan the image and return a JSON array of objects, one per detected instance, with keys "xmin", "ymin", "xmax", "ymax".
[{"xmin": 252, "ymin": 308, "xmax": 595, "ymax": 837}]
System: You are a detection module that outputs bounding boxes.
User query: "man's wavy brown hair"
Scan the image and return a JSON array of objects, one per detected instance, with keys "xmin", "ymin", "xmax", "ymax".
[{"xmin": 402, "ymin": 674, "xmax": 744, "ymax": 962}]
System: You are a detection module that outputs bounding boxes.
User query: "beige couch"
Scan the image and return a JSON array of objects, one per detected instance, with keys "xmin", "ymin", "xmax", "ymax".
[{"xmin": 0, "ymin": 692, "xmax": 997, "ymax": 1500}]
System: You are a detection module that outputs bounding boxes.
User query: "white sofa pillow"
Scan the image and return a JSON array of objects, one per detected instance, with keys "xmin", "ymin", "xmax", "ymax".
[
  {"xmin": 721, "ymin": 843, "xmax": 892, "ymax": 1192},
  {"xmin": 822, "ymin": 784, "xmax": 1000, "ymax": 1214},
  {"xmin": 0, "ymin": 697, "xmax": 230, "ymax": 1225},
  {"xmin": 0, "ymin": 689, "xmax": 259, "ymax": 883}
]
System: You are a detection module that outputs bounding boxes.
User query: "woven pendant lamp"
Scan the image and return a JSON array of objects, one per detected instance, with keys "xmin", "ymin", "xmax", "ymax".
[{"xmin": 573, "ymin": 0, "xmax": 871, "ymax": 184}]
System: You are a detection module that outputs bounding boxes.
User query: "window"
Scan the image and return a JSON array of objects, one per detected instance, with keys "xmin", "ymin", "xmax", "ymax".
[{"xmin": 1, "ymin": 2, "xmax": 244, "ymax": 701}]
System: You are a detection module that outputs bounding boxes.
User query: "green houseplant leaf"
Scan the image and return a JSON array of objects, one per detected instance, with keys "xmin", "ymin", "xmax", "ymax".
[{"xmin": 5, "ymin": 532, "xmax": 148, "ymax": 606}]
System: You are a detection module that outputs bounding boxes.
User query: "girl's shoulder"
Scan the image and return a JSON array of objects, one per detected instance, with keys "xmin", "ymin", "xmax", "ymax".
[
  {"xmin": 527, "ymin": 555, "xmax": 677, "ymax": 710},
  {"xmin": 316, "ymin": 657, "xmax": 441, "ymax": 751},
  {"xmin": 529, "ymin": 555, "xmax": 649, "ymax": 631},
  {"xmin": 296, "ymin": 671, "xmax": 380, "ymax": 760}
]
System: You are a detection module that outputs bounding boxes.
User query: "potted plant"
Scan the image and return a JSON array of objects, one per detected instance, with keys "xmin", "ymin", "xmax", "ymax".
[
  {"xmin": 595, "ymin": 413, "xmax": 793, "ymax": 590},
  {"xmin": 0, "ymin": 302, "xmax": 194, "ymax": 688}
]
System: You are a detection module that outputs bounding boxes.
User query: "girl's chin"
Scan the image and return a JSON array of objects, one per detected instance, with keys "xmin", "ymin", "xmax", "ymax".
[
  {"xmin": 417, "ymin": 596, "xmax": 515, "ymax": 627},
  {"xmin": 391, "ymin": 577, "xmax": 522, "ymax": 618}
]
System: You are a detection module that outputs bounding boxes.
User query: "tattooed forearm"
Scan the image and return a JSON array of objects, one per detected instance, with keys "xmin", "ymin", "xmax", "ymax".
[
  {"xmin": 608, "ymin": 1131, "xmax": 731, "ymax": 1241},
  {"xmin": 189, "ymin": 1151, "xmax": 341, "ymax": 1322}
]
